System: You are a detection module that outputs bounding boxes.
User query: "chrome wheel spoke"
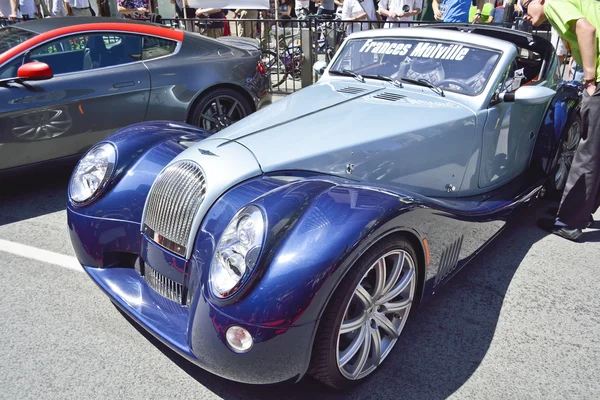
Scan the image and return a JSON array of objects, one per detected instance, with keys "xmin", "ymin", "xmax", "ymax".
[
  {"xmin": 381, "ymin": 298, "xmax": 412, "ymax": 314},
  {"xmin": 370, "ymin": 327, "xmax": 382, "ymax": 367},
  {"xmin": 373, "ymin": 313, "xmax": 399, "ymax": 339},
  {"xmin": 382, "ymin": 253, "xmax": 403, "ymax": 296},
  {"xmin": 372, "ymin": 258, "xmax": 386, "ymax": 300},
  {"xmin": 351, "ymin": 327, "xmax": 371, "ymax": 379},
  {"xmin": 355, "ymin": 285, "xmax": 374, "ymax": 309},
  {"xmin": 377, "ymin": 268, "xmax": 415, "ymax": 305},
  {"xmin": 339, "ymin": 325, "xmax": 366, "ymax": 367},
  {"xmin": 340, "ymin": 312, "xmax": 368, "ymax": 334}
]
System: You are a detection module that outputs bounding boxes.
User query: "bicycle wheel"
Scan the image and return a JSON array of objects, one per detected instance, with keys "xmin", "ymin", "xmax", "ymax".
[{"xmin": 262, "ymin": 50, "xmax": 288, "ymax": 88}]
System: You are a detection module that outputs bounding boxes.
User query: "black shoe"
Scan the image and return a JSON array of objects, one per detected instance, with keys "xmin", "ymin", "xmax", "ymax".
[
  {"xmin": 537, "ymin": 218, "xmax": 583, "ymax": 242},
  {"xmin": 546, "ymin": 209, "xmax": 594, "ymax": 228}
]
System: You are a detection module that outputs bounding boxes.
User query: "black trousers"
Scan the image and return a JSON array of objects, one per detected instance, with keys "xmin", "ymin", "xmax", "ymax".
[{"xmin": 557, "ymin": 86, "xmax": 600, "ymax": 229}]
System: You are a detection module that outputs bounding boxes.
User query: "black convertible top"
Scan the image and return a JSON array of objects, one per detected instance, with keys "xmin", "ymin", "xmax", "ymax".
[{"xmin": 11, "ymin": 17, "xmax": 159, "ymax": 34}]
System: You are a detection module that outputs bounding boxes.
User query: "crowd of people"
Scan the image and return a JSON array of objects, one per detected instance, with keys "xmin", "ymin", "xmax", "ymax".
[{"xmin": 0, "ymin": 0, "xmax": 155, "ymax": 20}]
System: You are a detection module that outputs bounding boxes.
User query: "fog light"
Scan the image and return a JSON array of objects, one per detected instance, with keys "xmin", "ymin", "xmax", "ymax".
[{"xmin": 226, "ymin": 326, "xmax": 253, "ymax": 353}]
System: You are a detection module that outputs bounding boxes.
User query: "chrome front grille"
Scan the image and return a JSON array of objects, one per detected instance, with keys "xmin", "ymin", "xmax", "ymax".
[
  {"xmin": 143, "ymin": 160, "xmax": 206, "ymax": 257},
  {"xmin": 143, "ymin": 264, "xmax": 184, "ymax": 304}
]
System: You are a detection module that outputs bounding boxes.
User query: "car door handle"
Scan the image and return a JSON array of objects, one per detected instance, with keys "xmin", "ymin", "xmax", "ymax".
[{"xmin": 113, "ymin": 81, "xmax": 135, "ymax": 88}]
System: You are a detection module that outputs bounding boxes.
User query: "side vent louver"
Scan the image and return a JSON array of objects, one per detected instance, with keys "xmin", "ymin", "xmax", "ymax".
[
  {"xmin": 373, "ymin": 92, "xmax": 406, "ymax": 102},
  {"xmin": 337, "ymin": 86, "xmax": 367, "ymax": 94},
  {"xmin": 434, "ymin": 236, "xmax": 464, "ymax": 286}
]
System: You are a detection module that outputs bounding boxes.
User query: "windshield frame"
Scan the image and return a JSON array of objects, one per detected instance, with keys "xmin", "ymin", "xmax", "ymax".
[
  {"xmin": 329, "ymin": 36, "xmax": 504, "ymax": 97},
  {"xmin": 0, "ymin": 26, "xmax": 38, "ymax": 58}
]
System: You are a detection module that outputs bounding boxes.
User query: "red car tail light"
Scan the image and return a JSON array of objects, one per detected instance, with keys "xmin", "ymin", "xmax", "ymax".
[{"xmin": 256, "ymin": 61, "xmax": 267, "ymax": 74}]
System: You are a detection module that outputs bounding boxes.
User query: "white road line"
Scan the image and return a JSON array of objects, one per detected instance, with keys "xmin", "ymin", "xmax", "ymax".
[{"xmin": 0, "ymin": 239, "xmax": 83, "ymax": 272}]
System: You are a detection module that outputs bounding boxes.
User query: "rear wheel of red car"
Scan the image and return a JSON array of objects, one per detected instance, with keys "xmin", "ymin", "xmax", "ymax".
[
  {"xmin": 309, "ymin": 236, "xmax": 419, "ymax": 389},
  {"xmin": 190, "ymin": 88, "xmax": 253, "ymax": 133},
  {"xmin": 547, "ymin": 112, "xmax": 581, "ymax": 198}
]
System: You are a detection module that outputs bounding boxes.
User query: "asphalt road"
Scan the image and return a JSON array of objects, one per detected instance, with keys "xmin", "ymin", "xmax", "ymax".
[{"xmin": 0, "ymin": 164, "xmax": 599, "ymax": 400}]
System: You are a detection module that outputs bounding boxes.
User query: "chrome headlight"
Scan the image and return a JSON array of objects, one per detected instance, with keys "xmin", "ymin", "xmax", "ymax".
[
  {"xmin": 69, "ymin": 142, "xmax": 116, "ymax": 205},
  {"xmin": 210, "ymin": 205, "xmax": 266, "ymax": 298}
]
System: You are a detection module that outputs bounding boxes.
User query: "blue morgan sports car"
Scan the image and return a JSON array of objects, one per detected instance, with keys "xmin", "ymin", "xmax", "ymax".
[{"xmin": 67, "ymin": 25, "xmax": 582, "ymax": 388}]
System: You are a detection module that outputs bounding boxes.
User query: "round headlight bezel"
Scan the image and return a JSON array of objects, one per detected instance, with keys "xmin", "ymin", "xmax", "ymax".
[
  {"xmin": 209, "ymin": 205, "xmax": 267, "ymax": 299},
  {"xmin": 69, "ymin": 142, "xmax": 117, "ymax": 206}
]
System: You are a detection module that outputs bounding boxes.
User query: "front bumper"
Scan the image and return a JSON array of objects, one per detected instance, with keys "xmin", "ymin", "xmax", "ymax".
[
  {"xmin": 84, "ymin": 266, "xmax": 315, "ymax": 384},
  {"xmin": 69, "ymin": 210, "xmax": 316, "ymax": 384}
]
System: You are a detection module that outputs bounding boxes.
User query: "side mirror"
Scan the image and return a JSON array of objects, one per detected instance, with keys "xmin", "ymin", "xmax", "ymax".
[
  {"xmin": 313, "ymin": 60, "xmax": 328, "ymax": 76},
  {"xmin": 498, "ymin": 85, "xmax": 556, "ymax": 105},
  {"xmin": 17, "ymin": 61, "xmax": 53, "ymax": 81}
]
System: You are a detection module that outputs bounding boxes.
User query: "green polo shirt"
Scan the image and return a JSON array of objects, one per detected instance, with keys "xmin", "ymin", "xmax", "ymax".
[{"xmin": 544, "ymin": 0, "xmax": 600, "ymax": 81}]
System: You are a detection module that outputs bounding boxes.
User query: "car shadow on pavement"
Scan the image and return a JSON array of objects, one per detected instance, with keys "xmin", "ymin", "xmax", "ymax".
[
  {"xmin": 122, "ymin": 199, "xmax": 564, "ymax": 399},
  {"xmin": 0, "ymin": 161, "xmax": 75, "ymax": 226}
]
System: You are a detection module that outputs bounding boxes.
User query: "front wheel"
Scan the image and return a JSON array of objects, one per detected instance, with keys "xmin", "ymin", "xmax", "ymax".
[{"xmin": 309, "ymin": 236, "xmax": 418, "ymax": 389}]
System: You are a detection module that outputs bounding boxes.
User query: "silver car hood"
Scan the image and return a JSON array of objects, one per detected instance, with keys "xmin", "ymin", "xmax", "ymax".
[{"xmin": 214, "ymin": 81, "xmax": 477, "ymax": 194}]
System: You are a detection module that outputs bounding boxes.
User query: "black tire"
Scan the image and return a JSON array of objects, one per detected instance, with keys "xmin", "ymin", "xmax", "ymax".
[
  {"xmin": 309, "ymin": 235, "xmax": 419, "ymax": 389},
  {"xmin": 261, "ymin": 50, "xmax": 288, "ymax": 88},
  {"xmin": 189, "ymin": 88, "xmax": 253, "ymax": 133},
  {"xmin": 546, "ymin": 111, "xmax": 581, "ymax": 199}
]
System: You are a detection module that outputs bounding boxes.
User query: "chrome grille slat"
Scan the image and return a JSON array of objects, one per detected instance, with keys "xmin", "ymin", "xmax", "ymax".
[
  {"xmin": 143, "ymin": 265, "xmax": 184, "ymax": 303},
  {"xmin": 143, "ymin": 160, "xmax": 206, "ymax": 257}
]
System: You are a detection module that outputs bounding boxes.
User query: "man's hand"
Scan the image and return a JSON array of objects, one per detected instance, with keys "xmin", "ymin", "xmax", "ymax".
[
  {"xmin": 137, "ymin": 7, "xmax": 148, "ymax": 13},
  {"xmin": 473, "ymin": 12, "xmax": 482, "ymax": 23},
  {"xmin": 586, "ymin": 82, "xmax": 597, "ymax": 96}
]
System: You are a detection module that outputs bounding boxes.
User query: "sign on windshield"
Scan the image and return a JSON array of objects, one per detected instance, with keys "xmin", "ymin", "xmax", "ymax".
[{"xmin": 330, "ymin": 38, "xmax": 501, "ymax": 96}]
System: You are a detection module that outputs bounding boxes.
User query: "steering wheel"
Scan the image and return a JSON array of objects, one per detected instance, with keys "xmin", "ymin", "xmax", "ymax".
[{"xmin": 436, "ymin": 79, "xmax": 473, "ymax": 93}]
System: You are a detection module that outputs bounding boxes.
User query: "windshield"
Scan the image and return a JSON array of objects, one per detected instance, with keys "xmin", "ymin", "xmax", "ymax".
[
  {"xmin": 330, "ymin": 38, "xmax": 501, "ymax": 96},
  {"xmin": 0, "ymin": 27, "xmax": 37, "ymax": 55}
]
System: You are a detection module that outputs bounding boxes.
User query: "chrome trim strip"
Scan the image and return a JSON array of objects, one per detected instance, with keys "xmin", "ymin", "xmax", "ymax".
[
  {"xmin": 143, "ymin": 263, "xmax": 184, "ymax": 304},
  {"xmin": 143, "ymin": 225, "xmax": 186, "ymax": 257}
]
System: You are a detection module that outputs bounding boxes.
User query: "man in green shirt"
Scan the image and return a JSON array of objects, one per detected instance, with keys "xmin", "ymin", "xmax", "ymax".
[{"xmin": 524, "ymin": 0, "xmax": 599, "ymax": 241}]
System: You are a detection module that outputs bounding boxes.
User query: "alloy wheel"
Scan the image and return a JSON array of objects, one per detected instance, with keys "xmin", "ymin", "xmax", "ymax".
[
  {"xmin": 198, "ymin": 95, "xmax": 248, "ymax": 132},
  {"xmin": 336, "ymin": 249, "xmax": 416, "ymax": 380}
]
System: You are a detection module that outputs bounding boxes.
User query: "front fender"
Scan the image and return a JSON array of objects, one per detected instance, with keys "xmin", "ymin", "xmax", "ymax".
[{"xmin": 188, "ymin": 175, "xmax": 424, "ymax": 332}]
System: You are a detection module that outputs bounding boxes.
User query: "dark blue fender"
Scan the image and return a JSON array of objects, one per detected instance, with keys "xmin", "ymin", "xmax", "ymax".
[
  {"xmin": 68, "ymin": 121, "xmax": 211, "ymax": 267},
  {"xmin": 531, "ymin": 80, "xmax": 583, "ymax": 175},
  {"xmin": 188, "ymin": 171, "xmax": 543, "ymax": 332}
]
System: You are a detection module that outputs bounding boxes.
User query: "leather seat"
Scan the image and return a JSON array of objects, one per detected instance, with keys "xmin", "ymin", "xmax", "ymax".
[{"xmin": 82, "ymin": 36, "xmax": 109, "ymax": 70}]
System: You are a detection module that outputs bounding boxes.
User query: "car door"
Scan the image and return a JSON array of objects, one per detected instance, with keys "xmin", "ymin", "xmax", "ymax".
[
  {"xmin": 478, "ymin": 57, "xmax": 550, "ymax": 189},
  {"xmin": 0, "ymin": 32, "xmax": 150, "ymax": 171}
]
